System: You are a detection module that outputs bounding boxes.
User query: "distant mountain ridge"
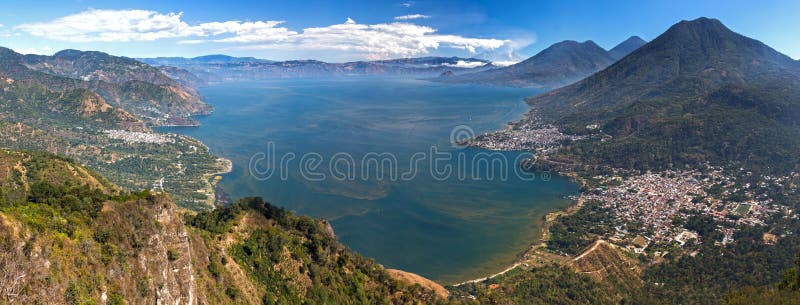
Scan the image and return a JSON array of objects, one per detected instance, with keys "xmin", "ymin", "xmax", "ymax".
[
  {"xmin": 25, "ymin": 49, "xmax": 178, "ymax": 85},
  {"xmin": 526, "ymin": 17, "xmax": 800, "ymax": 173},
  {"xmin": 155, "ymin": 65, "xmax": 207, "ymax": 88},
  {"xmin": 0, "ymin": 47, "xmax": 210, "ymax": 126},
  {"xmin": 138, "ymin": 56, "xmax": 493, "ymax": 82},
  {"xmin": 429, "ymin": 36, "xmax": 647, "ymax": 88},
  {"xmin": 144, "ymin": 54, "xmax": 274, "ymax": 66}
]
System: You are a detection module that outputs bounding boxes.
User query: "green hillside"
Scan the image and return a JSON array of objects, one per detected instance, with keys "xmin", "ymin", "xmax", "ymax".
[
  {"xmin": 526, "ymin": 18, "xmax": 800, "ymax": 174},
  {"xmin": 0, "ymin": 47, "xmax": 211, "ymax": 127},
  {"xmin": 0, "ymin": 47, "xmax": 223, "ymax": 208}
]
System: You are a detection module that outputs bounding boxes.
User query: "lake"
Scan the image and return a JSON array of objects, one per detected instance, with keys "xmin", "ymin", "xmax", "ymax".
[{"xmin": 161, "ymin": 77, "xmax": 578, "ymax": 284}]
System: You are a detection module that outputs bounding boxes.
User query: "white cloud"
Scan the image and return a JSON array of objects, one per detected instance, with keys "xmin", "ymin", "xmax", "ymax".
[
  {"xmin": 491, "ymin": 61, "xmax": 518, "ymax": 67},
  {"xmin": 14, "ymin": 46, "xmax": 53, "ymax": 55},
  {"xmin": 17, "ymin": 10, "xmax": 188, "ymax": 42},
  {"xmin": 238, "ymin": 18, "xmax": 507, "ymax": 58},
  {"xmin": 394, "ymin": 14, "xmax": 430, "ymax": 20},
  {"xmin": 202, "ymin": 21, "xmax": 297, "ymax": 43},
  {"xmin": 15, "ymin": 9, "xmax": 508, "ymax": 59},
  {"xmin": 401, "ymin": 1, "xmax": 415, "ymax": 7},
  {"xmin": 441, "ymin": 60, "xmax": 487, "ymax": 68},
  {"xmin": 177, "ymin": 39, "xmax": 207, "ymax": 44},
  {"xmin": 15, "ymin": 9, "xmax": 296, "ymax": 43}
]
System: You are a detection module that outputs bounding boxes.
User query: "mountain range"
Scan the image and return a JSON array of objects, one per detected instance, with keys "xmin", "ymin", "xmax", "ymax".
[
  {"xmin": 0, "ymin": 48, "xmax": 210, "ymax": 127},
  {"xmin": 430, "ymin": 36, "xmax": 647, "ymax": 88},
  {"xmin": 143, "ymin": 54, "xmax": 275, "ymax": 66},
  {"xmin": 139, "ymin": 56, "xmax": 495, "ymax": 83},
  {"xmin": 527, "ymin": 17, "xmax": 800, "ymax": 174}
]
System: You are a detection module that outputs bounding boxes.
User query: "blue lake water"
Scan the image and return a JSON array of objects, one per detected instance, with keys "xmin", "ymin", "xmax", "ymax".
[{"xmin": 162, "ymin": 77, "xmax": 578, "ymax": 283}]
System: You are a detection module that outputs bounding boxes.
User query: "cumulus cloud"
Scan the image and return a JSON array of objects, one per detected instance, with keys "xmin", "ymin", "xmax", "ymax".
[
  {"xmin": 201, "ymin": 21, "xmax": 297, "ymax": 43},
  {"xmin": 14, "ymin": 46, "xmax": 54, "ymax": 55},
  {"xmin": 15, "ymin": 9, "xmax": 508, "ymax": 58},
  {"xmin": 394, "ymin": 14, "xmax": 430, "ymax": 20},
  {"xmin": 15, "ymin": 9, "xmax": 295, "ymax": 42},
  {"xmin": 17, "ymin": 9, "xmax": 188, "ymax": 42},
  {"xmin": 236, "ymin": 18, "xmax": 506, "ymax": 58}
]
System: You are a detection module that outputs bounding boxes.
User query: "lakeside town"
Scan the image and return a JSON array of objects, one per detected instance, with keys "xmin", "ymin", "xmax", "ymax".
[
  {"xmin": 583, "ymin": 168, "xmax": 796, "ymax": 252},
  {"xmin": 471, "ymin": 117, "xmax": 795, "ymax": 262},
  {"xmin": 464, "ymin": 111, "xmax": 798, "ymax": 257},
  {"xmin": 449, "ymin": 124, "xmax": 800, "ymax": 298},
  {"xmin": 105, "ymin": 129, "xmax": 176, "ymax": 144},
  {"xmin": 462, "ymin": 110, "xmax": 585, "ymax": 152}
]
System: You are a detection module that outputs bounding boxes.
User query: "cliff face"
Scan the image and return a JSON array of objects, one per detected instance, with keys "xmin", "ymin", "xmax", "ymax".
[
  {"xmin": 0, "ymin": 150, "xmax": 194, "ymax": 304},
  {"xmin": 0, "ymin": 196, "xmax": 196, "ymax": 305}
]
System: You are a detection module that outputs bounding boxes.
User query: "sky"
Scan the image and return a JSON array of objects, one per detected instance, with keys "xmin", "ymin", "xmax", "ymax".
[{"xmin": 1, "ymin": 0, "xmax": 799, "ymax": 62}]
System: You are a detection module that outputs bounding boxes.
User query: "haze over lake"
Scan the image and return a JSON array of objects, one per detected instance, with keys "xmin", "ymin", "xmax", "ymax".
[{"xmin": 162, "ymin": 77, "xmax": 578, "ymax": 283}]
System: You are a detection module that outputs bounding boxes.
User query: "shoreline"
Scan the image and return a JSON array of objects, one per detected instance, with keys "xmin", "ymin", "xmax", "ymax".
[
  {"xmin": 450, "ymin": 170, "xmax": 587, "ymax": 287},
  {"xmin": 209, "ymin": 157, "xmax": 234, "ymax": 176},
  {"xmin": 205, "ymin": 157, "xmax": 234, "ymax": 207},
  {"xmin": 451, "ymin": 262, "xmax": 524, "ymax": 287}
]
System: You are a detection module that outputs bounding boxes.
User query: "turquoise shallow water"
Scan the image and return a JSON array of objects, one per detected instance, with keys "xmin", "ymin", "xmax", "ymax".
[{"xmin": 161, "ymin": 77, "xmax": 578, "ymax": 283}]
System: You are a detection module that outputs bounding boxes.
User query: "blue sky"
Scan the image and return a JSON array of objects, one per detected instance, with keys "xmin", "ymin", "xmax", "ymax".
[{"xmin": 1, "ymin": 0, "xmax": 798, "ymax": 61}]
